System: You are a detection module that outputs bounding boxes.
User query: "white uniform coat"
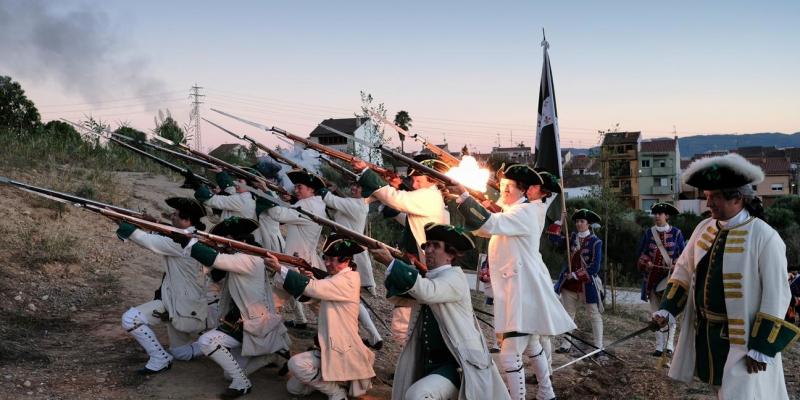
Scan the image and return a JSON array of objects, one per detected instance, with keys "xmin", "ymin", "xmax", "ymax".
[
  {"xmin": 393, "ymin": 265, "xmax": 511, "ymax": 400},
  {"xmin": 267, "ymin": 196, "xmax": 325, "ymax": 270},
  {"xmin": 205, "ymin": 191, "xmax": 261, "ymax": 244},
  {"xmin": 322, "ymin": 191, "xmax": 376, "ymax": 288},
  {"xmin": 257, "ymin": 212, "xmax": 285, "ymax": 252},
  {"xmin": 371, "ymin": 184, "xmax": 449, "ymax": 260},
  {"xmin": 128, "ymin": 229, "xmax": 208, "ymax": 333},
  {"xmin": 471, "ymin": 198, "xmax": 576, "ymax": 335},
  {"xmin": 668, "ymin": 210, "xmax": 791, "ymax": 399},
  {"xmin": 211, "ymin": 253, "xmax": 291, "ymax": 357}
]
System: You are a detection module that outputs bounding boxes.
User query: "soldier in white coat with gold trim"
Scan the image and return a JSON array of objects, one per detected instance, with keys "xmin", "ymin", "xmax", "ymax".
[
  {"xmin": 653, "ymin": 153, "xmax": 799, "ymax": 399},
  {"xmin": 455, "ymin": 165, "xmax": 575, "ymax": 400}
]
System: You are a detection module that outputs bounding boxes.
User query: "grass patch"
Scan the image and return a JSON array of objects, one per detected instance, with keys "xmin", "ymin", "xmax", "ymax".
[
  {"xmin": 18, "ymin": 227, "xmax": 81, "ymax": 268},
  {"xmin": 0, "ymin": 311, "xmax": 74, "ymax": 365}
]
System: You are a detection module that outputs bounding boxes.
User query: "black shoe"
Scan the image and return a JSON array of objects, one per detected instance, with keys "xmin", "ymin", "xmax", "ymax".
[
  {"xmin": 362, "ymin": 338, "xmax": 384, "ymax": 350},
  {"xmin": 278, "ymin": 362, "xmax": 289, "ymax": 376},
  {"xmin": 136, "ymin": 362, "xmax": 172, "ymax": 376},
  {"xmin": 219, "ymin": 387, "xmax": 251, "ymax": 399},
  {"xmin": 651, "ymin": 350, "xmax": 663, "ymax": 357},
  {"xmin": 489, "ymin": 348, "xmax": 500, "ymax": 354},
  {"xmin": 665, "ymin": 350, "xmax": 673, "ymax": 357},
  {"xmin": 284, "ymin": 320, "xmax": 307, "ymax": 329},
  {"xmin": 555, "ymin": 347, "xmax": 571, "ymax": 354}
]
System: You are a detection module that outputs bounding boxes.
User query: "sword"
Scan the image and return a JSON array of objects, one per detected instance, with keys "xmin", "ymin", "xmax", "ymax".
[
  {"xmin": 561, "ymin": 336, "xmax": 603, "ymax": 368},
  {"xmin": 553, "ymin": 323, "xmax": 656, "ymax": 372},
  {"xmin": 564, "ymin": 332, "xmax": 623, "ymax": 362}
]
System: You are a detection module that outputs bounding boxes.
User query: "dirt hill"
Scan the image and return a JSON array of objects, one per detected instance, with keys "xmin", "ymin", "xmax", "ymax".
[{"xmin": 0, "ymin": 167, "xmax": 797, "ymax": 399}]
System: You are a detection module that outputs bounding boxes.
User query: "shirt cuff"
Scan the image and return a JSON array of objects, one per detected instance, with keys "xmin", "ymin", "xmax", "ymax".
[
  {"xmin": 386, "ymin": 258, "xmax": 396, "ymax": 275},
  {"xmin": 747, "ymin": 349, "xmax": 775, "ymax": 365},
  {"xmin": 456, "ymin": 191, "xmax": 471, "ymax": 204},
  {"xmin": 279, "ymin": 265, "xmax": 289, "ymax": 280}
]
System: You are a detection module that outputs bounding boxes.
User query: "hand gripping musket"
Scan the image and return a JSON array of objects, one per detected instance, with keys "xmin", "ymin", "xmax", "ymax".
[
  {"xmin": 553, "ymin": 323, "xmax": 658, "ymax": 372},
  {"xmin": 0, "ymin": 176, "xmax": 167, "ymax": 224},
  {"xmin": 241, "ymin": 183, "xmax": 428, "ymax": 275},
  {"xmin": 202, "ymin": 118, "xmax": 340, "ymax": 195},
  {"xmin": 369, "ymin": 111, "xmax": 501, "ymax": 192},
  {"xmin": 63, "ymin": 120, "xmax": 215, "ymax": 188},
  {"xmin": 88, "ymin": 204, "xmax": 327, "ymax": 279},
  {"xmin": 210, "ymin": 109, "xmax": 398, "ymax": 181},
  {"xmin": 317, "ymin": 123, "xmax": 502, "ymax": 213}
]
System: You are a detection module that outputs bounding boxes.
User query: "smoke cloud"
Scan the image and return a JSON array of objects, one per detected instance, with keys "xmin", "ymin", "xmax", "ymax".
[{"xmin": 0, "ymin": 1, "xmax": 163, "ymax": 102}]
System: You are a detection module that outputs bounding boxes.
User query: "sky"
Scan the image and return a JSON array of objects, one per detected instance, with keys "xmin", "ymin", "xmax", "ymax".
[{"xmin": 1, "ymin": 0, "xmax": 798, "ymax": 153}]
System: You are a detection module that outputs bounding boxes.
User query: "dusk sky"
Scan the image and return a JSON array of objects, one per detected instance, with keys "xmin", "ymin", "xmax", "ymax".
[{"xmin": 2, "ymin": 0, "xmax": 798, "ymax": 153}]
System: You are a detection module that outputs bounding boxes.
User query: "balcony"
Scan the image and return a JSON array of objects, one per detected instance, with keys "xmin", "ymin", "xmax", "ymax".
[
  {"xmin": 651, "ymin": 166, "xmax": 674, "ymax": 176},
  {"xmin": 649, "ymin": 186, "xmax": 674, "ymax": 195}
]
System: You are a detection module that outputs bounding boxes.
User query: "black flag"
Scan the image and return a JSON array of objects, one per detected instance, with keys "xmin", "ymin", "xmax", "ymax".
[{"xmin": 534, "ymin": 36, "xmax": 563, "ymax": 179}]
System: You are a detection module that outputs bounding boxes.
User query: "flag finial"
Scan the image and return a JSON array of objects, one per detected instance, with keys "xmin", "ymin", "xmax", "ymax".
[{"xmin": 541, "ymin": 28, "xmax": 549, "ymax": 50}]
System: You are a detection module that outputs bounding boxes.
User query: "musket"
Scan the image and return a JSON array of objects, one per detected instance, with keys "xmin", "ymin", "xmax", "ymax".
[
  {"xmin": 318, "ymin": 124, "xmax": 502, "ymax": 213},
  {"xmin": 242, "ymin": 184, "xmax": 428, "ymax": 275},
  {"xmin": 0, "ymin": 176, "xmax": 166, "ymax": 223},
  {"xmin": 210, "ymin": 109, "xmax": 396, "ymax": 180},
  {"xmin": 369, "ymin": 111, "xmax": 500, "ymax": 191},
  {"xmin": 553, "ymin": 323, "xmax": 657, "ymax": 372},
  {"xmin": 63, "ymin": 120, "xmax": 214, "ymax": 188},
  {"xmin": 203, "ymin": 118, "xmax": 335, "ymax": 192},
  {"xmin": 140, "ymin": 129, "xmax": 291, "ymax": 197},
  {"xmin": 85, "ymin": 203, "xmax": 326, "ymax": 278}
]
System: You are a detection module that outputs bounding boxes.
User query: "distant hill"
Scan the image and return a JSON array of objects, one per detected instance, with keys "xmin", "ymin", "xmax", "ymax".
[
  {"xmin": 566, "ymin": 132, "xmax": 800, "ymax": 158},
  {"xmin": 676, "ymin": 132, "xmax": 800, "ymax": 158}
]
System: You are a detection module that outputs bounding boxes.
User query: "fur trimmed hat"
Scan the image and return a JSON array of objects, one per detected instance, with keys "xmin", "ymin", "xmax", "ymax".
[{"xmin": 682, "ymin": 153, "xmax": 764, "ymax": 190}]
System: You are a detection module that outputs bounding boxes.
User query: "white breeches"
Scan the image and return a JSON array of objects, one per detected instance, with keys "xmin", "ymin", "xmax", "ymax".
[
  {"xmin": 359, "ymin": 302, "xmax": 382, "ymax": 346},
  {"xmin": 500, "ymin": 335, "xmax": 555, "ymax": 400},
  {"xmin": 405, "ymin": 373, "xmax": 458, "ymax": 400},
  {"xmin": 286, "ymin": 350, "xmax": 347, "ymax": 400},
  {"xmin": 559, "ymin": 290, "xmax": 603, "ymax": 350}
]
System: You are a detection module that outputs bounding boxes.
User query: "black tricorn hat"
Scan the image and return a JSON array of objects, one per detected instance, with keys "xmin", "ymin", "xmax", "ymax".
[
  {"xmin": 287, "ymin": 169, "xmax": 325, "ymax": 190},
  {"xmin": 534, "ymin": 169, "xmax": 562, "ymax": 194},
  {"xmin": 682, "ymin": 153, "xmax": 764, "ymax": 190},
  {"xmin": 651, "ymin": 202, "xmax": 679, "ymax": 216},
  {"xmin": 165, "ymin": 197, "xmax": 206, "ymax": 220},
  {"xmin": 322, "ymin": 235, "xmax": 365, "ymax": 258},
  {"xmin": 210, "ymin": 217, "xmax": 259, "ymax": 239},
  {"xmin": 499, "ymin": 164, "xmax": 543, "ymax": 187},
  {"xmin": 571, "ymin": 209, "xmax": 601, "ymax": 224},
  {"xmin": 408, "ymin": 157, "xmax": 450, "ymax": 177},
  {"xmin": 423, "ymin": 223, "xmax": 475, "ymax": 252}
]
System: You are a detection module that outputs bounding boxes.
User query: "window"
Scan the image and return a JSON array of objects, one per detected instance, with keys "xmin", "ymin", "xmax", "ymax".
[
  {"xmin": 319, "ymin": 136, "xmax": 347, "ymax": 145},
  {"xmin": 641, "ymin": 159, "xmax": 651, "ymax": 168},
  {"xmin": 660, "ymin": 178, "xmax": 670, "ymax": 187},
  {"xmin": 772, "ymin": 183, "xmax": 784, "ymax": 191},
  {"xmin": 658, "ymin": 159, "xmax": 666, "ymax": 168}
]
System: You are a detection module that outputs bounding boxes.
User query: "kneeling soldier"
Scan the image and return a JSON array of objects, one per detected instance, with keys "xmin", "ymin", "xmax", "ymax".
[{"xmin": 371, "ymin": 223, "xmax": 511, "ymax": 400}]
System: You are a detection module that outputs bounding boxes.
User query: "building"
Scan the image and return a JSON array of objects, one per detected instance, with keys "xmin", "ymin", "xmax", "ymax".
[
  {"xmin": 490, "ymin": 143, "xmax": 534, "ymax": 164},
  {"xmin": 209, "ymin": 143, "xmax": 249, "ymax": 160},
  {"xmin": 565, "ymin": 155, "xmax": 599, "ymax": 177},
  {"xmin": 638, "ymin": 138, "xmax": 681, "ymax": 211},
  {"xmin": 748, "ymin": 157, "xmax": 792, "ymax": 206},
  {"xmin": 307, "ymin": 117, "xmax": 382, "ymax": 166},
  {"xmin": 600, "ymin": 131, "xmax": 641, "ymax": 209}
]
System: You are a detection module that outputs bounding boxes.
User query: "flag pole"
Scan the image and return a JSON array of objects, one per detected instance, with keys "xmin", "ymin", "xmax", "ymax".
[{"xmin": 560, "ymin": 184, "xmax": 573, "ymax": 274}]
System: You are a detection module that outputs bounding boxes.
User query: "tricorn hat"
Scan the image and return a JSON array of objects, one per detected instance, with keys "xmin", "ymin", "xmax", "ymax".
[
  {"xmin": 165, "ymin": 197, "xmax": 206, "ymax": 220},
  {"xmin": 322, "ymin": 235, "xmax": 365, "ymax": 258},
  {"xmin": 651, "ymin": 202, "xmax": 679, "ymax": 216},
  {"xmin": 423, "ymin": 223, "xmax": 475, "ymax": 252},
  {"xmin": 534, "ymin": 169, "xmax": 562, "ymax": 194},
  {"xmin": 286, "ymin": 169, "xmax": 325, "ymax": 190},
  {"xmin": 498, "ymin": 164, "xmax": 543, "ymax": 187},
  {"xmin": 682, "ymin": 153, "xmax": 764, "ymax": 190},
  {"xmin": 210, "ymin": 216, "xmax": 259, "ymax": 239},
  {"xmin": 408, "ymin": 155, "xmax": 450, "ymax": 177},
  {"xmin": 571, "ymin": 209, "xmax": 601, "ymax": 225}
]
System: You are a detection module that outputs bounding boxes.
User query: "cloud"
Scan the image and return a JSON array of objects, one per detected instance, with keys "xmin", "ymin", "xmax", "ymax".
[{"xmin": 0, "ymin": 0, "xmax": 163, "ymax": 103}]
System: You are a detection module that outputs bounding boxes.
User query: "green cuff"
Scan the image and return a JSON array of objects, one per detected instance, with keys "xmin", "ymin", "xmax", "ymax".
[
  {"xmin": 358, "ymin": 169, "xmax": 387, "ymax": 197},
  {"xmin": 190, "ymin": 242, "xmax": 218, "ymax": 267},
  {"xmin": 659, "ymin": 279, "xmax": 688, "ymax": 317},
  {"xmin": 749, "ymin": 312, "xmax": 800, "ymax": 356},
  {"xmin": 194, "ymin": 185, "xmax": 213, "ymax": 202},
  {"xmin": 215, "ymin": 171, "xmax": 235, "ymax": 190},
  {"xmin": 458, "ymin": 196, "xmax": 491, "ymax": 231},
  {"xmin": 384, "ymin": 259, "xmax": 419, "ymax": 297},
  {"xmin": 116, "ymin": 222, "xmax": 137, "ymax": 240},
  {"xmin": 255, "ymin": 197, "xmax": 278, "ymax": 216},
  {"xmin": 283, "ymin": 269, "xmax": 311, "ymax": 298}
]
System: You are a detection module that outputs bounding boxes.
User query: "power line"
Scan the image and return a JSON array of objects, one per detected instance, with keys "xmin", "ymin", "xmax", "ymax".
[
  {"xmin": 37, "ymin": 90, "xmax": 186, "ymax": 108},
  {"xmin": 189, "ymin": 84, "xmax": 205, "ymax": 151}
]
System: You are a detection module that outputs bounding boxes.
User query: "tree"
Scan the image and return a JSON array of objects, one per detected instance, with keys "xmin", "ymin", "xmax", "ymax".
[
  {"xmin": 115, "ymin": 126, "xmax": 147, "ymax": 142},
  {"xmin": 153, "ymin": 109, "xmax": 186, "ymax": 144},
  {"xmin": 43, "ymin": 120, "xmax": 81, "ymax": 143},
  {"xmin": 0, "ymin": 76, "xmax": 41, "ymax": 134},
  {"xmin": 356, "ymin": 91, "xmax": 387, "ymax": 165},
  {"xmin": 393, "ymin": 110, "xmax": 412, "ymax": 153}
]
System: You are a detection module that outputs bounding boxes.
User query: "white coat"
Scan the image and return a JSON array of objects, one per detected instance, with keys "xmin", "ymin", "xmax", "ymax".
[
  {"xmin": 267, "ymin": 196, "xmax": 325, "ymax": 270},
  {"xmin": 322, "ymin": 191, "xmax": 376, "ymax": 288}
]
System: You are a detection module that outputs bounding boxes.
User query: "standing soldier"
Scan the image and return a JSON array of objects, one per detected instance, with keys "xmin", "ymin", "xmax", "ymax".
[
  {"xmin": 193, "ymin": 168, "xmax": 258, "ymax": 223},
  {"xmin": 269, "ymin": 236, "xmax": 376, "ymax": 400},
  {"xmin": 455, "ymin": 165, "xmax": 576, "ymax": 400},
  {"xmin": 636, "ymin": 202, "xmax": 685, "ymax": 357},
  {"xmin": 188, "ymin": 217, "xmax": 291, "ymax": 399},
  {"xmin": 552, "ymin": 209, "xmax": 605, "ymax": 357},
  {"xmin": 371, "ymin": 223, "xmax": 511, "ymax": 400},
  {"xmin": 258, "ymin": 169, "xmax": 327, "ymax": 329},
  {"xmin": 653, "ymin": 153, "xmax": 798, "ymax": 399},
  {"xmin": 350, "ymin": 157, "xmax": 450, "ymax": 346},
  {"xmin": 322, "ymin": 182, "xmax": 383, "ymax": 349},
  {"xmin": 118, "ymin": 197, "xmax": 208, "ymax": 374}
]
